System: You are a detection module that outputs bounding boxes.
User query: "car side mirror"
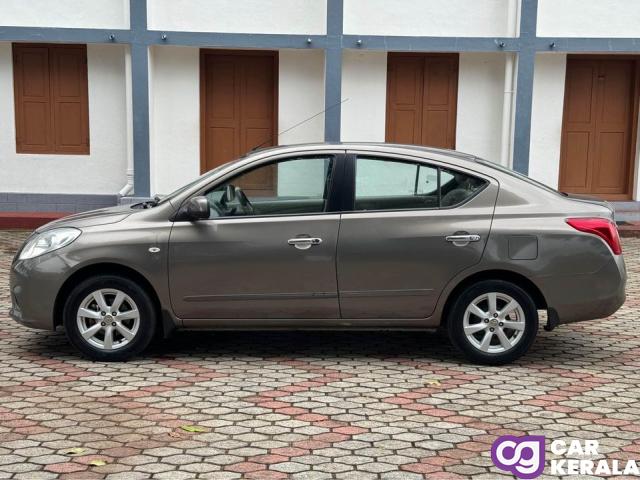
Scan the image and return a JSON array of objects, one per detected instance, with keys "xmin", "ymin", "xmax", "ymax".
[{"xmin": 185, "ymin": 196, "xmax": 210, "ymax": 221}]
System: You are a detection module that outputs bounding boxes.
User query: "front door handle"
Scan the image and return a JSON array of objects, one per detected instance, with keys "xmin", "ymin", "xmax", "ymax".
[
  {"xmin": 445, "ymin": 234, "xmax": 481, "ymax": 246},
  {"xmin": 288, "ymin": 237, "xmax": 322, "ymax": 250}
]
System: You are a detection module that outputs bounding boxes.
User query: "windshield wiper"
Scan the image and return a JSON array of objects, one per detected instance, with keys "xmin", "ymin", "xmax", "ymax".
[{"xmin": 141, "ymin": 194, "xmax": 165, "ymax": 209}]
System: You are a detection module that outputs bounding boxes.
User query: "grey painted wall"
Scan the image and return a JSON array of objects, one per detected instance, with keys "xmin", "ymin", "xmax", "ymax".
[{"xmin": 0, "ymin": 193, "xmax": 118, "ymax": 213}]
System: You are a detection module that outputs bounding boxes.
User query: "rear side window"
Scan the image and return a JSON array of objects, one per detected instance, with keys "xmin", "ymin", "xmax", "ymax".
[
  {"xmin": 440, "ymin": 168, "xmax": 487, "ymax": 207},
  {"xmin": 354, "ymin": 156, "xmax": 486, "ymax": 211}
]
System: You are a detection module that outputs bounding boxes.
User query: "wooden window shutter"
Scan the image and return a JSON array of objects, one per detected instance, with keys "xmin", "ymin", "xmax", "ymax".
[
  {"xmin": 13, "ymin": 43, "xmax": 89, "ymax": 155},
  {"xmin": 13, "ymin": 45, "xmax": 54, "ymax": 153},
  {"xmin": 50, "ymin": 45, "xmax": 89, "ymax": 153}
]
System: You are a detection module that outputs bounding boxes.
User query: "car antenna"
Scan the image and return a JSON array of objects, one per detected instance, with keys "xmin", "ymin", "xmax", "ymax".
[{"xmin": 251, "ymin": 97, "xmax": 350, "ymax": 151}]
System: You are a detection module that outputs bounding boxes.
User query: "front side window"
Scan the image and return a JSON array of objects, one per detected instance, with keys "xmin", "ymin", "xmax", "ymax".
[
  {"xmin": 204, "ymin": 156, "xmax": 334, "ymax": 218},
  {"xmin": 354, "ymin": 157, "xmax": 486, "ymax": 211}
]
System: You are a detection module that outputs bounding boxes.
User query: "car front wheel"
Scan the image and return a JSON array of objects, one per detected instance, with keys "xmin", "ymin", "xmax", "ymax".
[
  {"xmin": 63, "ymin": 275, "xmax": 156, "ymax": 361},
  {"xmin": 447, "ymin": 280, "xmax": 538, "ymax": 365}
]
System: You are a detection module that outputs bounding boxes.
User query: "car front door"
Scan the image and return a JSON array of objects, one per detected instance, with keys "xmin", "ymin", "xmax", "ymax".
[
  {"xmin": 168, "ymin": 153, "xmax": 343, "ymax": 321},
  {"xmin": 337, "ymin": 153, "xmax": 498, "ymax": 319}
]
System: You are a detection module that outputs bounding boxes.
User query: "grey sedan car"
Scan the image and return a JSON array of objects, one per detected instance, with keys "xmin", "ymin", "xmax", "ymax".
[{"xmin": 10, "ymin": 144, "xmax": 626, "ymax": 364}]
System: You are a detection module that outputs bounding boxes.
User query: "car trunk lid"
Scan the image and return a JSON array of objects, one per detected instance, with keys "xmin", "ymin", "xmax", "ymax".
[{"xmin": 561, "ymin": 192, "xmax": 615, "ymax": 220}]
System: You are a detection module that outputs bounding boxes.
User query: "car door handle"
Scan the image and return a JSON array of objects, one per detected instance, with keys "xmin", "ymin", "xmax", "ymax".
[
  {"xmin": 445, "ymin": 234, "xmax": 481, "ymax": 244},
  {"xmin": 288, "ymin": 237, "xmax": 322, "ymax": 250}
]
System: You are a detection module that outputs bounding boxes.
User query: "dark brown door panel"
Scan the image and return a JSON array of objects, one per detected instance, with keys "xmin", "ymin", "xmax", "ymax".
[
  {"xmin": 386, "ymin": 53, "xmax": 458, "ymax": 149},
  {"xmin": 201, "ymin": 50, "xmax": 278, "ymax": 197},
  {"xmin": 560, "ymin": 57, "xmax": 638, "ymax": 200}
]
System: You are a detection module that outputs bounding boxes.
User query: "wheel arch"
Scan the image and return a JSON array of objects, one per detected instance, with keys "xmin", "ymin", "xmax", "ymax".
[
  {"xmin": 440, "ymin": 269, "xmax": 548, "ymax": 326},
  {"xmin": 54, "ymin": 263, "xmax": 165, "ymax": 335}
]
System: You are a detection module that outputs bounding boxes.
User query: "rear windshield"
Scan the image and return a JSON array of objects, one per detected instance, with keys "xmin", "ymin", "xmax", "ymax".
[{"xmin": 475, "ymin": 158, "xmax": 565, "ymax": 196}]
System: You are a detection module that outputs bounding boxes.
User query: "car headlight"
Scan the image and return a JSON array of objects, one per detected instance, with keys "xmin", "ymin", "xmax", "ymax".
[{"xmin": 19, "ymin": 228, "xmax": 81, "ymax": 260}]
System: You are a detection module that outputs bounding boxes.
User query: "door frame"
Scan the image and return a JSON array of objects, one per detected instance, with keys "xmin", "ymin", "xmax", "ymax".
[
  {"xmin": 559, "ymin": 54, "xmax": 640, "ymax": 200},
  {"xmin": 385, "ymin": 52, "xmax": 459, "ymax": 148},
  {"xmin": 199, "ymin": 49, "xmax": 279, "ymax": 174}
]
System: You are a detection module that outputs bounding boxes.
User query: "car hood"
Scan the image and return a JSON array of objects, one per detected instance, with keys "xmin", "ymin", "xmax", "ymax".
[{"xmin": 36, "ymin": 205, "xmax": 134, "ymax": 232}]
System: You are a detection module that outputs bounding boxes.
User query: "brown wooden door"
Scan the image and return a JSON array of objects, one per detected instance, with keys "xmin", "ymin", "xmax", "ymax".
[
  {"xmin": 201, "ymin": 51, "xmax": 277, "ymax": 194},
  {"xmin": 559, "ymin": 57, "xmax": 639, "ymax": 200},
  {"xmin": 386, "ymin": 53, "xmax": 458, "ymax": 149}
]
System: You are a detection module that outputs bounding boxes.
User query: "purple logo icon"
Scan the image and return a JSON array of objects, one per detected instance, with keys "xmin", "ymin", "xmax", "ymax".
[{"xmin": 491, "ymin": 435, "xmax": 545, "ymax": 479}]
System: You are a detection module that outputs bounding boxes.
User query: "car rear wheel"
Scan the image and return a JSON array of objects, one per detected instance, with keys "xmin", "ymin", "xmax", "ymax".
[
  {"xmin": 447, "ymin": 280, "xmax": 538, "ymax": 365},
  {"xmin": 63, "ymin": 275, "xmax": 156, "ymax": 361}
]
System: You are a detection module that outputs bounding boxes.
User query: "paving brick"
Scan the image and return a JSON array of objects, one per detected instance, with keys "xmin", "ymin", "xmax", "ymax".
[{"xmin": 0, "ymin": 230, "xmax": 639, "ymax": 478}]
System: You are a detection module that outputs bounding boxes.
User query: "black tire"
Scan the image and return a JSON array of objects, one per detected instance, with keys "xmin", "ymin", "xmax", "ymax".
[
  {"xmin": 447, "ymin": 280, "xmax": 538, "ymax": 365},
  {"xmin": 63, "ymin": 275, "xmax": 157, "ymax": 361}
]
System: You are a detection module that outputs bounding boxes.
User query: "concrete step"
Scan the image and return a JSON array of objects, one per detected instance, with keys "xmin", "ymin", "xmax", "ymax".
[
  {"xmin": 611, "ymin": 201, "xmax": 640, "ymax": 211},
  {"xmin": 615, "ymin": 211, "xmax": 640, "ymax": 222},
  {"xmin": 612, "ymin": 202, "xmax": 640, "ymax": 222}
]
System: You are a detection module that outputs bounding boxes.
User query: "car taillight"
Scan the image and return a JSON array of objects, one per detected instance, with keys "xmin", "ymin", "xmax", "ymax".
[{"xmin": 566, "ymin": 217, "xmax": 622, "ymax": 255}]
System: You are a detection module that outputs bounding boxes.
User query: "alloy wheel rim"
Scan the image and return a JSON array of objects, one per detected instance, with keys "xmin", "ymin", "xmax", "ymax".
[
  {"xmin": 463, "ymin": 292, "xmax": 525, "ymax": 354},
  {"xmin": 76, "ymin": 289, "xmax": 140, "ymax": 350}
]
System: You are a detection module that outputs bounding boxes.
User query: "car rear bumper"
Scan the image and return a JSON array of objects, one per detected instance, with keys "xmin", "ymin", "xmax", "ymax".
[{"xmin": 539, "ymin": 253, "xmax": 626, "ymax": 325}]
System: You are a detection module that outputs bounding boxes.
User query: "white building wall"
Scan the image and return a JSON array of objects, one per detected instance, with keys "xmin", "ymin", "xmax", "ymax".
[
  {"xmin": 1, "ymin": 0, "xmax": 129, "ymax": 29},
  {"xmin": 148, "ymin": 0, "xmax": 326, "ymax": 35},
  {"xmin": 341, "ymin": 51, "xmax": 507, "ymax": 163},
  {"xmin": 528, "ymin": 54, "xmax": 567, "ymax": 190},
  {"xmin": 278, "ymin": 50, "xmax": 325, "ymax": 145},
  {"xmin": 3, "ymin": 1, "xmax": 639, "ymax": 202},
  {"xmin": 149, "ymin": 48, "xmax": 327, "ymax": 195},
  {"xmin": 149, "ymin": 46, "xmax": 200, "ymax": 196},
  {"xmin": 538, "ymin": 0, "xmax": 640, "ymax": 38},
  {"xmin": 456, "ymin": 53, "xmax": 506, "ymax": 163},
  {"xmin": 344, "ymin": 0, "xmax": 513, "ymax": 37},
  {"xmin": 276, "ymin": 50, "xmax": 326, "ymax": 196},
  {"xmin": 0, "ymin": 43, "xmax": 128, "ymax": 194},
  {"xmin": 341, "ymin": 50, "xmax": 387, "ymax": 142}
]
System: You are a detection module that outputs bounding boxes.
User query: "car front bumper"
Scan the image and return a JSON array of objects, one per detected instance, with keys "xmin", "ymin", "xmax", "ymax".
[{"xmin": 9, "ymin": 254, "xmax": 68, "ymax": 331}]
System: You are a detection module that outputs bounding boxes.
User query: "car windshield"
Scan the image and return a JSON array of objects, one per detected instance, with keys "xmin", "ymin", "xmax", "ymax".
[
  {"xmin": 475, "ymin": 158, "xmax": 564, "ymax": 196},
  {"xmin": 156, "ymin": 160, "xmax": 236, "ymax": 205}
]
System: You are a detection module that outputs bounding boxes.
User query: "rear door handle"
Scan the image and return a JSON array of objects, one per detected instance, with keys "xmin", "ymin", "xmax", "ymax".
[
  {"xmin": 446, "ymin": 234, "xmax": 481, "ymax": 245},
  {"xmin": 288, "ymin": 237, "xmax": 322, "ymax": 250}
]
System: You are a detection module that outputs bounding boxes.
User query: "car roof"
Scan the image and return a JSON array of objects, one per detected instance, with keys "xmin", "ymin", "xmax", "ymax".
[{"xmin": 249, "ymin": 142, "xmax": 478, "ymax": 163}]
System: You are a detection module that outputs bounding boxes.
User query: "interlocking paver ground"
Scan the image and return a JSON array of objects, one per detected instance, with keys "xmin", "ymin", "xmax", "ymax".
[{"xmin": 0, "ymin": 229, "xmax": 639, "ymax": 479}]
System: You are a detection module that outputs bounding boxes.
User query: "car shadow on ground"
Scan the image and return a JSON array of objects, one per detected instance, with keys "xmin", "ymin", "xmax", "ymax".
[{"xmin": 17, "ymin": 326, "xmax": 595, "ymax": 368}]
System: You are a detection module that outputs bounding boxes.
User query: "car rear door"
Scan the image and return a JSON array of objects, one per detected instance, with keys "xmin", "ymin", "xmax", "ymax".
[{"xmin": 337, "ymin": 152, "xmax": 498, "ymax": 319}]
